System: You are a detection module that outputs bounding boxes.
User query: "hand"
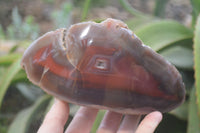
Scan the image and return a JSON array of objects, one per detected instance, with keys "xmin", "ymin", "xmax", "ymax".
[{"xmin": 37, "ymin": 99, "xmax": 162, "ymax": 133}]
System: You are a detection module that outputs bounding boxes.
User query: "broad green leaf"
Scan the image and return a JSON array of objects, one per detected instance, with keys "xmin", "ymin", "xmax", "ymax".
[
  {"xmin": 126, "ymin": 17, "xmax": 159, "ymax": 31},
  {"xmin": 190, "ymin": 0, "xmax": 200, "ymax": 27},
  {"xmin": 194, "ymin": 15, "xmax": 200, "ymax": 117},
  {"xmin": 91, "ymin": 110, "xmax": 105, "ymax": 133},
  {"xmin": 160, "ymin": 46, "xmax": 193, "ymax": 69},
  {"xmin": 187, "ymin": 87, "xmax": 200, "ymax": 133},
  {"xmin": 8, "ymin": 95, "xmax": 51, "ymax": 133},
  {"xmin": 0, "ymin": 67, "xmax": 6, "ymax": 82},
  {"xmin": 0, "ymin": 58, "xmax": 21, "ymax": 109},
  {"xmin": 11, "ymin": 70, "xmax": 28, "ymax": 84},
  {"xmin": 135, "ymin": 20, "xmax": 193, "ymax": 51}
]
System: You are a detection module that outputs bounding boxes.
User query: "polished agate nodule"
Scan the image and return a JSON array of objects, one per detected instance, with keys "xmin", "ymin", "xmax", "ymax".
[{"xmin": 21, "ymin": 18, "xmax": 185, "ymax": 114}]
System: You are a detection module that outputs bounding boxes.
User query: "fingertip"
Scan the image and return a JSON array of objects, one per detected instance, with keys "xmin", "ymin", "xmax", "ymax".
[
  {"xmin": 135, "ymin": 111, "xmax": 163, "ymax": 133},
  {"xmin": 148, "ymin": 111, "xmax": 163, "ymax": 122},
  {"xmin": 37, "ymin": 99, "xmax": 69, "ymax": 133}
]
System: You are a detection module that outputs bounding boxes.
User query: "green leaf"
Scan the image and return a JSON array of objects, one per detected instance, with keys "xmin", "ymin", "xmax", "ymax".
[
  {"xmin": 81, "ymin": 0, "xmax": 92, "ymax": 21},
  {"xmin": 0, "ymin": 53, "xmax": 21, "ymax": 66},
  {"xmin": 119, "ymin": 0, "xmax": 147, "ymax": 18},
  {"xmin": 0, "ymin": 67, "xmax": 6, "ymax": 82},
  {"xmin": 135, "ymin": 20, "xmax": 193, "ymax": 51},
  {"xmin": 91, "ymin": 110, "xmax": 105, "ymax": 133},
  {"xmin": 11, "ymin": 70, "xmax": 28, "ymax": 84},
  {"xmin": 190, "ymin": 0, "xmax": 200, "ymax": 27},
  {"xmin": 187, "ymin": 87, "xmax": 200, "ymax": 133},
  {"xmin": 0, "ymin": 58, "xmax": 21, "ymax": 109},
  {"xmin": 8, "ymin": 95, "xmax": 51, "ymax": 133},
  {"xmin": 160, "ymin": 46, "xmax": 193, "ymax": 69},
  {"xmin": 126, "ymin": 17, "xmax": 159, "ymax": 31},
  {"xmin": 194, "ymin": 15, "xmax": 200, "ymax": 117}
]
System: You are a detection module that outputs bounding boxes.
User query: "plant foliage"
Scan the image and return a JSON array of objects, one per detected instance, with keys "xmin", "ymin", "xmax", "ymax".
[
  {"xmin": 7, "ymin": 7, "xmax": 39, "ymax": 40},
  {"xmin": 0, "ymin": 0, "xmax": 200, "ymax": 132}
]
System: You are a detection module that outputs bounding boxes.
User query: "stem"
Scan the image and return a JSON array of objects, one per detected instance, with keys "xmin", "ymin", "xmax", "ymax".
[
  {"xmin": 81, "ymin": 0, "xmax": 92, "ymax": 21},
  {"xmin": 119, "ymin": 0, "xmax": 147, "ymax": 18}
]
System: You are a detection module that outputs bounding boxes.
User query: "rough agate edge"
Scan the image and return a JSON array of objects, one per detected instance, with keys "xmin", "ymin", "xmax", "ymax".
[{"xmin": 21, "ymin": 18, "xmax": 185, "ymax": 114}]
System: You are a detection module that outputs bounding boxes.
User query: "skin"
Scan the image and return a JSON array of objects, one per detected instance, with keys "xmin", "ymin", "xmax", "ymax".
[{"xmin": 37, "ymin": 99, "xmax": 162, "ymax": 133}]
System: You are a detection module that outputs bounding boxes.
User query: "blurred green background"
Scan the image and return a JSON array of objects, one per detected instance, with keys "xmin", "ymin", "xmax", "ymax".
[{"xmin": 0, "ymin": 0, "xmax": 200, "ymax": 132}]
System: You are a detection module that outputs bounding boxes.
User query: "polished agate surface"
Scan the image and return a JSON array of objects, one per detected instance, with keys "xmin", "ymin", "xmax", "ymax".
[{"xmin": 21, "ymin": 18, "xmax": 185, "ymax": 114}]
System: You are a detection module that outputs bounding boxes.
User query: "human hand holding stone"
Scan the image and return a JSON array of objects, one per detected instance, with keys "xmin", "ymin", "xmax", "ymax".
[{"xmin": 37, "ymin": 99, "xmax": 162, "ymax": 133}]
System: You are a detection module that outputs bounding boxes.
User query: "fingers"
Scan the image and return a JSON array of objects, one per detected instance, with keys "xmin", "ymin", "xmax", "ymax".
[
  {"xmin": 37, "ymin": 99, "xmax": 69, "ymax": 133},
  {"xmin": 135, "ymin": 111, "xmax": 162, "ymax": 133},
  {"xmin": 117, "ymin": 115, "xmax": 141, "ymax": 133},
  {"xmin": 97, "ymin": 111, "xmax": 123, "ymax": 133},
  {"xmin": 38, "ymin": 100, "xmax": 162, "ymax": 133},
  {"xmin": 65, "ymin": 107, "xmax": 98, "ymax": 133},
  {"xmin": 97, "ymin": 111, "xmax": 161, "ymax": 133}
]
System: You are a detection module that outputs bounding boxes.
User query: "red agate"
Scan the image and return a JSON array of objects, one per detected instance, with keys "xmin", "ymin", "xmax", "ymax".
[{"xmin": 21, "ymin": 18, "xmax": 185, "ymax": 114}]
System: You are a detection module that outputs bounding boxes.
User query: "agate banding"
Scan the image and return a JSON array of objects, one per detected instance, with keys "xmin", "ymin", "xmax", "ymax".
[{"xmin": 21, "ymin": 18, "xmax": 185, "ymax": 114}]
